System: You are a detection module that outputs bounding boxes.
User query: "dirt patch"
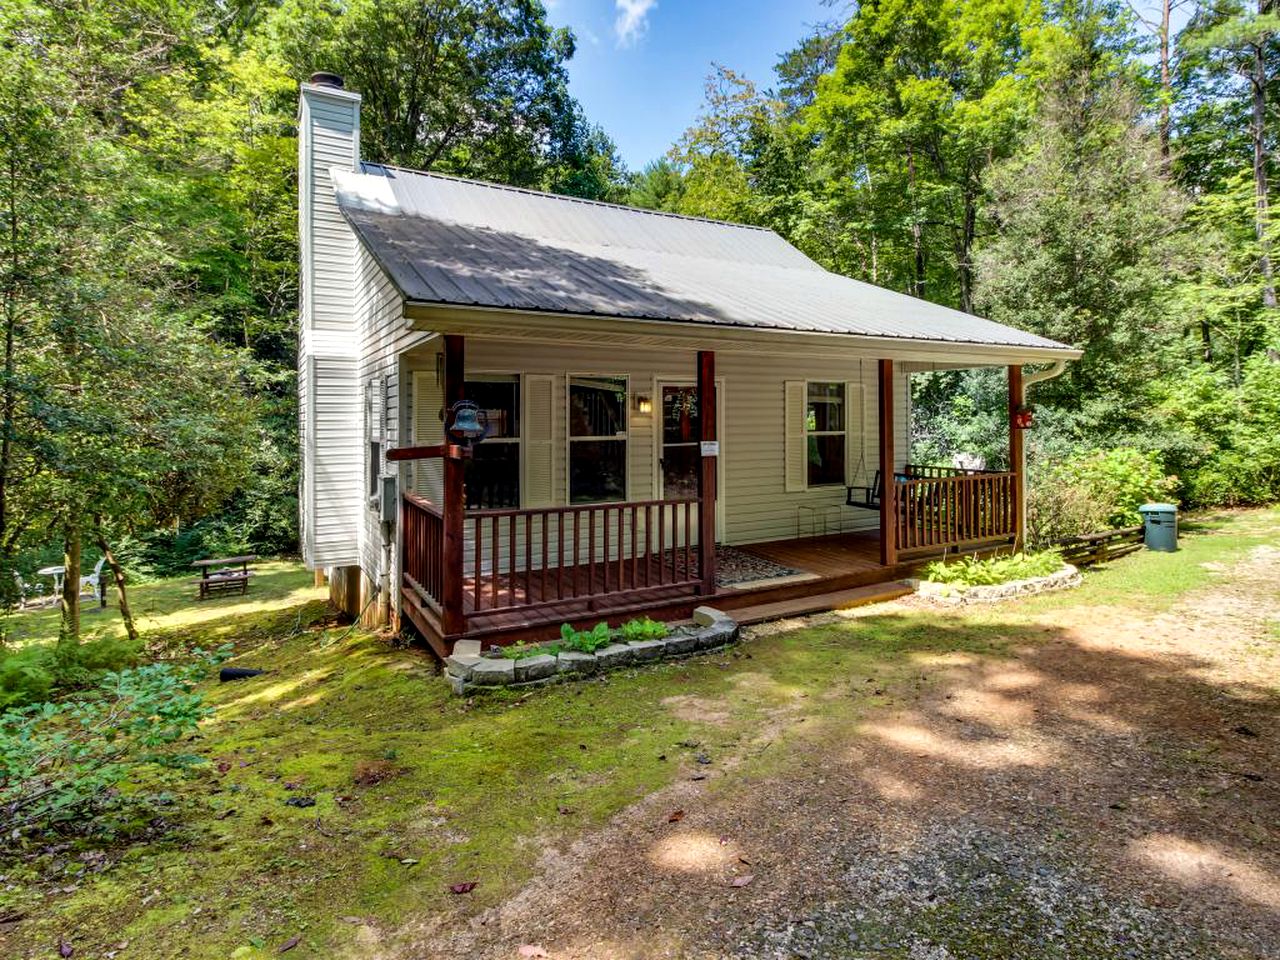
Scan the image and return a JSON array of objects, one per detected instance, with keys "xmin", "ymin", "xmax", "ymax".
[
  {"xmin": 660, "ymin": 694, "xmax": 733, "ymax": 726},
  {"xmin": 382, "ymin": 538, "xmax": 1280, "ymax": 960},
  {"xmin": 353, "ymin": 759, "xmax": 405, "ymax": 787}
]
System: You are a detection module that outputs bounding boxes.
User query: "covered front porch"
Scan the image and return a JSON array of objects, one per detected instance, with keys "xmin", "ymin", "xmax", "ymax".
[{"xmin": 395, "ymin": 335, "xmax": 1027, "ymax": 655}]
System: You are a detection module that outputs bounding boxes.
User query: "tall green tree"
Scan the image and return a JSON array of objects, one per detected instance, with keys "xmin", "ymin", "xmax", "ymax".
[
  {"xmin": 806, "ymin": 0, "xmax": 1039, "ymax": 310},
  {"xmin": 974, "ymin": 0, "xmax": 1185, "ymax": 434}
]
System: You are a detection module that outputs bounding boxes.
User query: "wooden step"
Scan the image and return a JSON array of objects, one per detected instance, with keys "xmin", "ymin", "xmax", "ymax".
[{"xmin": 728, "ymin": 581, "xmax": 914, "ymax": 626}]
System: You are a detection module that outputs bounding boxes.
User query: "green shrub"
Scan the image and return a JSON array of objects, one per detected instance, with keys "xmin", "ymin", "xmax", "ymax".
[
  {"xmin": 1028, "ymin": 448, "xmax": 1177, "ymax": 545},
  {"xmin": 616, "ymin": 617, "xmax": 668, "ymax": 643},
  {"xmin": 1152, "ymin": 357, "xmax": 1280, "ymax": 507},
  {"xmin": 559, "ymin": 621, "xmax": 615, "ymax": 654},
  {"xmin": 0, "ymin": 654, "xmax": 223, "ymax": 842},
  {"xmin": 0, "ymin": 636, "xmax": 143, "ymax": 711},
  {"xmin": 924, "ymin": 550, "xmax": 1065, "ymax": 588}
]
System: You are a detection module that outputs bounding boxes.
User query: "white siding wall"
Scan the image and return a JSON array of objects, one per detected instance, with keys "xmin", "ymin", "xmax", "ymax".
[
  {"xmin": 298, "ymin": 83, "xmax": 364, "ymax": 569},
  {"xmin": 354, "ymin": 246, "xmax": 433, "ymax": 585},
  {"xmin": 400, "ymin": 339, "xmax": 910, "ymax": 554}
]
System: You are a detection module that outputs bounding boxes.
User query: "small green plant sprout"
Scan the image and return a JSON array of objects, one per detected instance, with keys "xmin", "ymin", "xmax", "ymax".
[
  {"xmin": 559, "ymin": 621, "xmax": 614, "ymax": 653},
  {"xmin": 618, "ymin": 617, "xmax": 668, "ymax": 642},
  {"xmin": 923, "ymin": 550, "xmax": 1065, "ymax": 588}
]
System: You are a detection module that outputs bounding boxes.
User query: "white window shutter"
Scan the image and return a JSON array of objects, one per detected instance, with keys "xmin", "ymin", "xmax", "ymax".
[
  {"xmin": 846, "ymin": 381, "xmax": 866, "ymax": 486},
  {"xmin": 523, "ymin": 374, "xmax": 555, "ymax": 507},
  {"xmin": 412, "ymin": 368, "xmax": 443, "ymax": 503},
  {"xmin": 784, "ymin": 380, "xmax": 807, "ymax": 493}
]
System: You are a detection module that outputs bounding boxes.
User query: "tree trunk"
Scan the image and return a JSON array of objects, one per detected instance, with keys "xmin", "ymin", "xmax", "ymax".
[
  {"xmin": 907, "ymin": 147, "xmax": 926, "ymax": 297},
  {"xmin": 1159, "ymin": 0, "xmax": 1172, "ymax": 168},
  {"xmin": 58, "ymin": 525, "xmax": 81, "ymax": 647},
  {"xmin": 95, "ymin": 529, "xmax": 137, "ymax": 643},
  {"xmin": 1253, "ymin": 3, "xmax": 1277, "ymax": 308},
  {"xmin": 955, "ymin": 186, "xmax": 978, "ymax": 314}
]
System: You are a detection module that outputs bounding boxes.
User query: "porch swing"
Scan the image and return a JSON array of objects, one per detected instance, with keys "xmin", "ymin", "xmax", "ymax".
[{"xmin": 845, "ymin": 358, "xmax": 883, "ymax": 511}]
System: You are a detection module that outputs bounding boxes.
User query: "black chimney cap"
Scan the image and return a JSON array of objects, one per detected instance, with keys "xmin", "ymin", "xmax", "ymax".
[{"xmin": 308, "ymin": 72, "xmax": 345, "ymax": 89}]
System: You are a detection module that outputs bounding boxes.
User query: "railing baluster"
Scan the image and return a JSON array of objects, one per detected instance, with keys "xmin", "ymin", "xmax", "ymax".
[
  {"xmin": 588, "ymin": 509, "xmax": 597, "ymax": 598},
  {"xmin": 660, "ymin": 502, "xmax": 667, "ymax": 583},
  {"xmin": 630, "ymin": 505, "xmax": 638, "ymax": 590},
  {"xmin": 645, "ymin": 504, "xmax": 653, "ymax": 587},
  {"xmin": 683, "ymin": 501, "xmax": 692, "ymax": 583}
]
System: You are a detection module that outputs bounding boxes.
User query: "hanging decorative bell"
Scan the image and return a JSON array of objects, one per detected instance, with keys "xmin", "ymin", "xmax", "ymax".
[{"xmin": 448, "ymin": 399, "xmax": 486, "ymax": 444}]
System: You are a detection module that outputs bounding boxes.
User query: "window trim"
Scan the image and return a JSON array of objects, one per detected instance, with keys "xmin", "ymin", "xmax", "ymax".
[
  {"xmin": 566, "ymin": 372, "xmax": 630, "ymax": 504},
  {"xmin": 805, "ymin": 380, "xmax": 847, "ymax": 489}
]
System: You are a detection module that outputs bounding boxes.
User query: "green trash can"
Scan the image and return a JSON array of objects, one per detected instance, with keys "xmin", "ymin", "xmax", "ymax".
[{"xmin": 1139, "ymin": 503, "xmax": 1178, "ymax": 552}]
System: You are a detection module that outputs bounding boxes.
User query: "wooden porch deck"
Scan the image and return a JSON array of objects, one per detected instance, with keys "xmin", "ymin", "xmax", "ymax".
[{"xmin": 403, "ymin": 529, "xmax": 987, "ymax": 654}]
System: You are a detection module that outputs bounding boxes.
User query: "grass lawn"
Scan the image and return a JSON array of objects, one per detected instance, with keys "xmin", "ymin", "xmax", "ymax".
[{"xmin": 2, "ymin": 508, "xmax": 1277, "ymax": 959}]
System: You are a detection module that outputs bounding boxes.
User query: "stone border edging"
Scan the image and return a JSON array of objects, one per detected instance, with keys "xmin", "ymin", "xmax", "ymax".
[
  {"xmin": 443, "ymin": 607, "xmax": 740, "ymax": 695},
  {"xmin": 912, "ymin": 563, "xmax": 1083, "ymax": 605}
]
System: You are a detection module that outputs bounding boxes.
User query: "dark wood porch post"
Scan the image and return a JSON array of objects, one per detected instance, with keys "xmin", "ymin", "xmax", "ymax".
[
  {"xmin": 1008, "ymin": 364, "xmax": 1025, "ymax": 550},
  {"xmin": 697, "ymin": 350, "xmax": 717, "ymax": 594},
  {"xmin": 442, "ymin": 335, "xmax": 466, "ymax": 636},
  {"xmin": 878, "ymin": 359, "xmax": 897, "ymax": 567}
]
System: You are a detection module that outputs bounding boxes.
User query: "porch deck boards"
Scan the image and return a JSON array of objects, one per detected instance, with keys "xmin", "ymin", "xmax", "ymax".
[
  {"xmin": 733, "ymin": 530, "xmax": 883, "ymax": 580},
  {"xmin": 454, "ymin": 530, "xmax": 911, "ymax": 644}
]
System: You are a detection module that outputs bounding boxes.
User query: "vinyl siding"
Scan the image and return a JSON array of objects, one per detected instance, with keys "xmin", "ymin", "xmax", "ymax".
[
  {"xmin": 355, "ymin": 245, "xmax": 432, "ymax": 581},
  {"xmin": 298, "ymin": 84, "xmax": 363, "ymax": 569},
  {"xmin": 400, "ymin": 339, "xmax": 910, "ymax": 557}
]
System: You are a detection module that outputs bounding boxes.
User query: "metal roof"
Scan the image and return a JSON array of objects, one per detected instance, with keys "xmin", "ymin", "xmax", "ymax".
[{"xmin": 332, "ymin": 164, "xmax": 1077, "ymax": 354}]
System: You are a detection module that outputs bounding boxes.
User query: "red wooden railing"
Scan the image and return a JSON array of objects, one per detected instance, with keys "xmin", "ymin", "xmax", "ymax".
[
  {"xmin": 902, "ymin": 462, "xmax": 1005, "ymax": 480},
  {"xmin": 464, "ymin": 498, "xmax": 703, "ymax": 615},
  {"xmin": 893, "ymin": 471, "xmax": 1017, "ymax": 553},
  {"xmin": 402, "ymin": 492, "xmax": 445, "ymax": 611}
]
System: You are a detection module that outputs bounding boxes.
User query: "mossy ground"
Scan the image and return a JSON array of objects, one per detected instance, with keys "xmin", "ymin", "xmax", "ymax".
[{"xmin": 3, "ymin": 508, "xmax": 1276, "ymax": 959}]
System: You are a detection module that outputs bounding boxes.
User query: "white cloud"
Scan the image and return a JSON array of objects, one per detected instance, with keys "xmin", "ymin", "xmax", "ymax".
[{"xmin": 614, "ymin": 0, "xmax": 657, "ymax": 48}]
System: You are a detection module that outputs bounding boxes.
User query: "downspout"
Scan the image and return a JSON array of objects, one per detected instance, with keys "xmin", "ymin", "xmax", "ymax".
[
  {"xmin": 1016, "ymin": 359, "xmax": 1069, "ymax": 549},
  {"xmin": 1023, "ymin": 359, "xmax": 1067, "ymax": 390}
]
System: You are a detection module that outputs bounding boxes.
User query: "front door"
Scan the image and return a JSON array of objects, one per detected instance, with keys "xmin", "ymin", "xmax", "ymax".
[{"xmin": 658, "ymin": 381, "xmax": 724, "ymax": 539}]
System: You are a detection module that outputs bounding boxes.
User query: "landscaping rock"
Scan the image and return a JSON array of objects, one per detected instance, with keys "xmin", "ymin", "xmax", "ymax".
[
  {"xmin": 696, "ymin": 621, "xmax": 739, "ymax": 650},
  {"xmin": 663, "ymin": 630, "xmax": 701, "ymax": 656},
  {"xmin": 452, "ymin": 639, "xmax": 483, "ymax": 657},
  {"xmin": 514, "ymin": 654, "xmax": 559, "ymax": 683},
  {"xmin": 595, "ymin": 643, "xmax": 634, "ymax": 669},
  {"xmin": 557, "ymin": 651, "xmax": 598, "ymax": 675},
  {"xmin": 692, "ymin": 605, "xmax": 732, "ymax": 627},
  {"xmin": 628, "ymin": 639, "xmax": 666, "ymax": 662},
  {"xmin": 444, "ymin": 655, "xmax": 483, "ymax": 681},
  {"xmin": 445, "ymin": 616, "xmax": 742, "ymax": 694},
  {"xmin": 470, "ymin": 658, "xmax": 515, "ymax": 685}
]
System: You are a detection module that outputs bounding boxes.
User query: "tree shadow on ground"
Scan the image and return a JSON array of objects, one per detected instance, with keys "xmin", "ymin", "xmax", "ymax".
[{"xmin": 432, "ymin": 609, "xmax": 1280, "ymax": 960}]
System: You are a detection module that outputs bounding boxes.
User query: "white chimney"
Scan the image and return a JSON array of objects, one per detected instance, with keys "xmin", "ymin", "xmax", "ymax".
[{"xmin": 298, "ymin": 74, "xmax": 363, "ymax": 577}]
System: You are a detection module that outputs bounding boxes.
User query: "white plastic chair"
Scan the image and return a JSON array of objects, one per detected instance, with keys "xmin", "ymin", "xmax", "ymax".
[{"xmin": 80, "ymin": 556, "xmax": 106, "ymax": 598}]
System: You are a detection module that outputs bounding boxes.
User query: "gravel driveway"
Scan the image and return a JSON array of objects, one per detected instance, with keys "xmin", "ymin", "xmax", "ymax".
[{"xmin": 389, "ymin": 537, "xmax": 1280, "ymax": 960}]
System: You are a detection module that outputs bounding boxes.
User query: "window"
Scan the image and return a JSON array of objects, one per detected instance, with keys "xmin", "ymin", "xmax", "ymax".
[
  {"xmin": 569, "ymin": 375, "xmax": 627, "ymax": 503},
  {"xmin": 464, "ymin": 376, "xmax": 520, "ymax": 509},
  {"xmin": 806, "ymin": 381, "xmax": 845, "ymax": 487}
]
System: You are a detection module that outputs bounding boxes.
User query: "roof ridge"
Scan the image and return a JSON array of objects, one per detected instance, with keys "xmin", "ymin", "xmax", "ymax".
[{"xmin": 360, "ymin": 162, "xmax": 779, "ymax": 234}]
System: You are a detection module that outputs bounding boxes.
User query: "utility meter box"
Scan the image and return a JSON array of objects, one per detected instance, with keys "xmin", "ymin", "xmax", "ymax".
[{"xmin": 380, "ymin": 475, "xmax": 398, "ymax": 526}]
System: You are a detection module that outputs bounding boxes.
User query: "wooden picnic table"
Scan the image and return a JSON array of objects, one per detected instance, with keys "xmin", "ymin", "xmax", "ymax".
[{"xmin": 192, "ymin": 555, "xmax": 258, "ymax": 600}]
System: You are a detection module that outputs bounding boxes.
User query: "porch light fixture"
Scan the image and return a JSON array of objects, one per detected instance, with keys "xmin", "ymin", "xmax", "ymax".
[
  {"xmin": 634, "ymin": 393, "xmax": 653, "ymax": 415},
  {"xmin": 447, "ymin": 399, "xmax": 487, "ymax": 447}
]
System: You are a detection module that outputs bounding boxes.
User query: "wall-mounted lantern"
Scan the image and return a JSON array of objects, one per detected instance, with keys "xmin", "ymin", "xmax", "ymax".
[{"xmin": 634, "ymin": 393, "xmax": 653, "ymax": 415}]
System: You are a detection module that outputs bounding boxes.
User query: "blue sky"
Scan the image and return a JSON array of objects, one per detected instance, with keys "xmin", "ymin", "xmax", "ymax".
[{"xmin": 545, "ymin": 0, "xmax": 834, "ymax": 171}]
